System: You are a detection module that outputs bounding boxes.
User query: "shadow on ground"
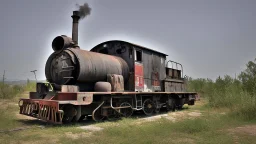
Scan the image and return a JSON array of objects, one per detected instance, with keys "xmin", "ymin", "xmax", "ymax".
[{"xmin": 16, "ymin": 107, "xmax": 188, "ymax": 128}]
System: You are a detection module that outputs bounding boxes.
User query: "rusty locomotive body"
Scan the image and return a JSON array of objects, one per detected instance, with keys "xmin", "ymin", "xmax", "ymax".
[{"xmin": 19, "ymin": 11, "xmax": 197, "ymax": 124}]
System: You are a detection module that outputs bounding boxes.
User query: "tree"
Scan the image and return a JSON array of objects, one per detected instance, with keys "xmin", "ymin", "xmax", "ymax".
[{"xmin": 238, "ymin": 58, "xmax": 256, "ymax": 95}]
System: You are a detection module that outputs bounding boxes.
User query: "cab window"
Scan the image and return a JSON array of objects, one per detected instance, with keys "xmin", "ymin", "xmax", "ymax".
[{"xmin": 135, "ymin": 50, "xmax": 142, "ymax": 62}]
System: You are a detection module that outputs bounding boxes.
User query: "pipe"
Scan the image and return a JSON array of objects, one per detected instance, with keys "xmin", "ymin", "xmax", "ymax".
[
  {"xmin": 51, "ymin": 35, "xmax": 73, "ymax": 52},
  {"xmin": 71, "ymin": 11, "xmax": 80, "ymax": 46}
]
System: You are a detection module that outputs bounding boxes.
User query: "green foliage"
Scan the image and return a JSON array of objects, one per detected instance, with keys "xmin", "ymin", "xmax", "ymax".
[
  {"xmin": 188, "ymin": 58, "xmax": 256, "ymax": 120},
  {"xmin": 231, "ymin": 91, "xmax": 256, "ymax": 121},
  {"xmin": 0, "ymin": 83, "xmax": 24, "ymax": 99},
  {"xmin": 171, "ymin": 118, "xmax": 211, "ymax": 134},
  {"xmin": 24, "ymin": 82, "xmax": 37, "ymax": 92},
  {"xmin": 57, "ymin": 115, "xmax": 250, "ymax": 144},
  {"xmin": 238, "ymin": 58, "xmax": 256, "ymax": 95},
  {"xmin": 0, "ymin": 82, "xmax": 36, "ymax": 99},
  {"xmin": 187, "ymin": 77, "xmax": 214, "ymax": 97},
  {"xmin": 0, "ymin": 104, "xmax": 22, "ymax": 130}
]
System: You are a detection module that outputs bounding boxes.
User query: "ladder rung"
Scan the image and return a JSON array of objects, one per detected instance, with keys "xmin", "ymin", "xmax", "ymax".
[
  {"xmin": 62, "ymin": 66, "xmax": 74, "ymax": 69},
  {"xmin": 60, "ymin": 70, "xmax": 74, "ymax": 73},
  {"xmin": 63, "ymin": 77, "xmax": 74, "ymax": 79}
]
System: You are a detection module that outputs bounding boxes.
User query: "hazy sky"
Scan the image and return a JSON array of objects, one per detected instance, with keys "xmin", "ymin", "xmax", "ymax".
[{"xmin": 0, "ymin": 0, "xmax": 255, "ymax": 81}]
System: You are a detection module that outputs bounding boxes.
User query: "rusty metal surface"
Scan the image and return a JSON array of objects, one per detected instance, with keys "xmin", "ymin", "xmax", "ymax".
[
  {"xmin": 70, "ymin": 91, "xmax": 197, "ymax": 95},
  {"xmin": 71, "ymin": 11, "xmax": 80, "ymax": 45},
  {"xmin": 61, "ymin": 85, "xmax": 79, "ymax": 92},
  {"xmin": 76, "ymin": 93, "xmax": 93, "ymax": 104},
  {"xmin": 94, "ymin": 82, "xmax": 111, "ymax": 92},
  {"xmin": 71, "ymin": 48, "xmax": 130, "ymax": 83},
  {"xmin": 53, "ymin": 92, "xmax": 77, "ymax": 100},
  {"xmin": 19, "ymin": 99, "xmax": 63, "ymax": 124},
  {"xmin": 90, "ymin": 41, "xmax": 167, "ymax": 93},
  {"xmin": 19, "ymin": 91, "xmax": 196, "ymax": 124},
  {"xmin": 53, "ymin": 92, "xmax": 93, "ymax": 105},
  {"xmin": 45, "ymin": 50, "xmax": 75, "ymax": 85},
  {"xmin": 164, "ymin": 81, "xmax": 186, "ymax": 92},
  {"xmin": 107, "ymin": 74, "xmax": 124, "ymax": 92},
  {"xmin": 139, "ymin": 48, "xmax": 166, "ymax": 92},
  {"xmin": 52, "ymin": 35, "xmax": 74, "ymax": 52},
  {"xmin": 45, "ymin": 48, "xmax": 130, "ymax": 85},
  {"xmin": 90, "ymin": 40, "xmax": 168, "ymax": 56},
  {"xmin": 89, "ymin": 40, "xmax": 188, "ymax": 93},
  {"xmin": 134, "ymin": 62, "xmax": 144, "ymax": 91},
  {"xmin": 90, "ymin": 41, "xmax": 135, "ymax": 91},
  {"xmin": 166, "ymin": 60, "xmax": 183, "ymax": 78}
]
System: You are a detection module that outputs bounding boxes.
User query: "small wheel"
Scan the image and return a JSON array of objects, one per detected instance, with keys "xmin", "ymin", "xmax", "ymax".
[
  {"xmin": 166, "ymin": 98, "xmax": 175, "ymax": 112},
  {"xmin": 155, "ymin": 107, "xmax": 161, "ymax": 114},
  {"xmin": 63, "ymin": 116, "xmax": 73, "ymax": 123},
  {"xmin": 61, "ymin": 105, "xmax": 77, "ymax": 123},
  {"xmin": 119, "ymin": 102, "xmax": 133, "ymax": 118},
  {"xmin": 106, "ymin": 110, "xmax": 121, "ymax": 121},
  {"xmin": 142, "ymin": 99, "xmax": 156, "ymax": 116},
  {"xmin": 154, "ymin": 101, "xmax": 161, "ymax": 114}
]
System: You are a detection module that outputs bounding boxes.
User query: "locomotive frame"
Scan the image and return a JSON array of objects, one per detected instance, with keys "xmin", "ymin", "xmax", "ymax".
[{"xmin": 18, "ymin": 11, "xmax": 197, "ymax": 124}]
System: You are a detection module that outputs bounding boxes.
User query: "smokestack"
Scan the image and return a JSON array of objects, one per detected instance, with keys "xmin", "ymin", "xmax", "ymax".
[{"xmin": 71, "ymin": 11, "xmax": 80, "ymax": 46}]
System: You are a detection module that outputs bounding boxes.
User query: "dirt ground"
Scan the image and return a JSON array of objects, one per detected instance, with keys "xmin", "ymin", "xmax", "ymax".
[{"xmin": 1, "ymin": 98, "xmax": 256, "ymax": 144}]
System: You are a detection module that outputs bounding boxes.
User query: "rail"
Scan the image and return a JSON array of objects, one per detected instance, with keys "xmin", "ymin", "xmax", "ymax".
[{"xmin": 166, "ymin": 60, "xmax": 183, "ymax": 78}]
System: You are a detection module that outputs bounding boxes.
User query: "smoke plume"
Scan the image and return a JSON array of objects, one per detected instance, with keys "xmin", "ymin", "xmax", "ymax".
[{"xmin": 76, "ymin": 3, "xmax": 91, "ymax": 19}]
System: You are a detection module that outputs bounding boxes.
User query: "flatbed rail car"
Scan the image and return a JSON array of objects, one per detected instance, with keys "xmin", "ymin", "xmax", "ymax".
[{"xmin": 18, "ymin": 10, "xmax": 197, "ymax": 124}]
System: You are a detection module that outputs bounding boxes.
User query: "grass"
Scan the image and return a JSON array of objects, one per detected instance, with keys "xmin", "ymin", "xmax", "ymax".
[
  {"xmin": 187, "ymin": 75, "xmax": 256, "ymax": 121},
  {"xmin": 0, "ymin": 83, "xmax": 36, "ymax": 131},
  {"xmin": 55, "ymin": 114, "xmax": 256, "ymax": 144},
  {"xmin": 0, "ymin": 83, "xmax": 23, "ymax": 99},
  {"xmin": 0, "ymin": 82, "xmax": 36, "ymax": 99},
  {"xmin": 0, "ymin": 104, "xmax": 22, "ymax": 130},
  {"xmin": 0, "ymin": 94, "xmax": 255, "ymax": 144}
]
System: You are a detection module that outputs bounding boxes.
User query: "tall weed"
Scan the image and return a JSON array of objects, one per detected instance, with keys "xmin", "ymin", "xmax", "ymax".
[
  {"xmin": 188, "ymin": 72, "xmax": 256, "ymax": 120},
  {"xmin": 0, "ymin": 83, "xmax": 23, "ymax": 99},
  {"xmin": 0, "ymin": 82, "xmax": 36, "ymax": 99}
]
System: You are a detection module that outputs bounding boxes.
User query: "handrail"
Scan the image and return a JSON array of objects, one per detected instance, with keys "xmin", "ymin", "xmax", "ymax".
[{"xmin": 166, "ymin": 60, "xmax": 183, "ymax": 78}]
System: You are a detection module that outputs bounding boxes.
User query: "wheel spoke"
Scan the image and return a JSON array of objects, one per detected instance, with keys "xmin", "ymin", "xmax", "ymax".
[
  {"xmin": 143, "ymin": 99, "xmax": 155, "ymax": 116},
  {"xmin": 119, "ymin": 102, "xmax": 133, "ymax": 118}
]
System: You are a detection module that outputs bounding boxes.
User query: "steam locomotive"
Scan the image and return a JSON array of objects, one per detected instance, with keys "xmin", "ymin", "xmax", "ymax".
[{"xmin": 19, "ymin": 11, "xmax": 197, "ymax": 124}]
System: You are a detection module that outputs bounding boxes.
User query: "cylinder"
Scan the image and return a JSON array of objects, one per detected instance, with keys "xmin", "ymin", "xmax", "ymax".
[
  {"xmin": 94, "ymin": 82, "xmax": 112, "ymax": 92},
  {"xmin": 52, "ymin": 35, "xmax": 73, "ymax": 52},
  {"xmin": 45, "ymin": 48, "xmax": 130, "ymax": 85}
]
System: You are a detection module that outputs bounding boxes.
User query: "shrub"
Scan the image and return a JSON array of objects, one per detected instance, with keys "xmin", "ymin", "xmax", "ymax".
[
  {"xmin": 188, "ymin": 58, "xmax": 256, "ymax": 120},
  {"xmin": 24, "ymin": 82, "xmax": 37, "ymax": 92},
  {"xmin": 0, "ymin": 83, "xmax": 24, "ymax": 99}
]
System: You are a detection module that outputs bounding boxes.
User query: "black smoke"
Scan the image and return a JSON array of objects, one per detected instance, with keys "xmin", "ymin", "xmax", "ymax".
[{"xmin": 76, "ymin": 3, "xmax": 91, "ymax": 19}]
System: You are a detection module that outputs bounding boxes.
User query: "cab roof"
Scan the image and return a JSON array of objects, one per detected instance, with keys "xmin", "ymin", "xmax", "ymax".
[{"xmin": 90, "ymin": 40, "xmax": 168, "ymax": 56}]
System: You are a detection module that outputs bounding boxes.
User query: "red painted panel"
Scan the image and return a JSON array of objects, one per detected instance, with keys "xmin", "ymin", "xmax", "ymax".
[
  {"xmin": 135, "ymin": 63, "xmax": 144, "ymax": 87},
  {"xmin": 152, "ymin": 72, "xmax": 160, "ymax": 86}
]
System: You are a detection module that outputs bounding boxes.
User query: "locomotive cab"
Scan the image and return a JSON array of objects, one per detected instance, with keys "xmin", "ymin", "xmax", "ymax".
[{"xmin": 91, "ymin": 40, "xmax": 187, "ymax": 93}]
